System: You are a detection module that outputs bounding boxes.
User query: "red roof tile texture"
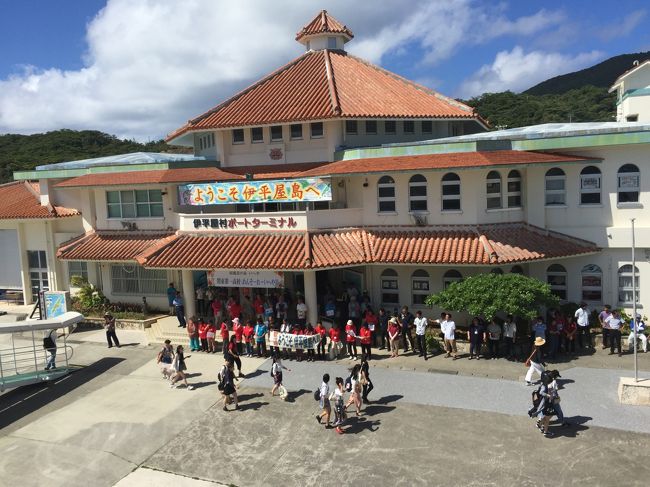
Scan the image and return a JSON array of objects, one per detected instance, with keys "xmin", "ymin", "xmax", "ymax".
[
  {"xmin": 132, "ymin": 224, "xmax": 597, "ymax": 270},
  {"xmin": 0, "ymin": 181, "xmax": 79, "ymax": 220},
  {"xmin": 57, "ymin": 232, "xmax": 175, "ymax": 261},
  {"xmin": 168, "ymin": 50, "xmax": 478, "ymax": 141},
  {"xmin": 295, "ymin": 10, "xmax": 354, "ymax": 41},
  {"xmin": 300, "ymin": 151, "xmax": 596, "ymax": 177}
]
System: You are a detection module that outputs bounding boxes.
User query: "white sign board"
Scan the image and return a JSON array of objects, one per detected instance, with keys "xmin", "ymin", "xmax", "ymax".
[{"xmin": 207, "ymin": 270, "xmax": 284, "ymax": 288}]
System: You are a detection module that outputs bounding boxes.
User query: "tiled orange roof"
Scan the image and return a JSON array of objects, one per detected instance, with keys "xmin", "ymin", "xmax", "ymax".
[
  {"xmin": 219, "ymin": 162, "xmax": 328, "ymax": 180},
  {"xmin": 167, "ymin": 50, "xmax": 479, "ymax": 141},
  {"xmin": 141, "ymin": 233, "xmax": 309, "ymax": 269},
  {"xmin": 300, "ymin": 151, "xmax": 596, "ymax": 177},
  {"xmin": 57, "ymin": 232, "xmax": 175, "ymax": 261},
  {"xmin": 296, "ymin": 10, "xmax": 354, "ymax": 41},
  {"xmin": 0, "ymin": 181, "xmax": 80, "ymax": 220},
  {"xmin": 133, "ymin": 224, "xmax": 597, "ymax": 270}
]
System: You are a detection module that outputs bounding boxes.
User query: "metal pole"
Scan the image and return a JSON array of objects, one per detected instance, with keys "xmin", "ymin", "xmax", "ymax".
[{"xmin": 631, "ymin": 218, "xmax": 638, "ymax": 383}]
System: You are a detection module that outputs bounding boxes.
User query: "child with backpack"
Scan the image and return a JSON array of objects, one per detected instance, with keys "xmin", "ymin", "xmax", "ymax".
[{"xmin": 527, "ymin": 370, "xmax": 555, "ymax": 437}]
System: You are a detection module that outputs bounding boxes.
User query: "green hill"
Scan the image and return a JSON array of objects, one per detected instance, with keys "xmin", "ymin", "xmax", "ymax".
[
  {"xmin": 524, "ymin": 51, "xmax": 650, "ymax": 95},
  {"xmin": 0, "ymin": 129, "xmax": 182, "ymax": 184}
]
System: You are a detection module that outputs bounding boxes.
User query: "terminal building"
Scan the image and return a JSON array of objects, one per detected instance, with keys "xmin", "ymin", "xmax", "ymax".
[{"xmin": 1, "ymin": 11, "xmax": 649, "ymax": 325}]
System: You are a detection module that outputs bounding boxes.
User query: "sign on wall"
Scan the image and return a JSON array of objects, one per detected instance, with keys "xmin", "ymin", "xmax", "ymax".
[
  {"xmin": 178, "ymin": 178, "xmax": 332, "ymax": 206},
  {"xmin": 207, "ymin": 270, "xmax": 284, "ymax": 288}
]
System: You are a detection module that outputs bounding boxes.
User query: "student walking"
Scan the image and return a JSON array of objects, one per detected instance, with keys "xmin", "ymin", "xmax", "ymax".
[
  {"xmin": 525, "ymin": 336, "xmax": 546, "ymax": 386},
  {"xmin": 220, "ymin": 359, "xmax": 239, "ymax": 411},
  {"xmin": 170, "ymin": 345, "xmax": 194, "ymax": 390},
  {"xmin": 103, "ymin": 312, "xmax": 120, "ymax": 348},
  {"xmin": 227, "ymin": 335, "xmax": 244, "ymax": 378},
  {"xmin": 345, "ymin": 364, "xmax": 362, "ymax": 416},
  {"xmin": 270, "ymin": 353, "xmax": 291, "ymax": 399},
  {"xmin": 316, "ymin": 373, "xmax": 332, "ymax": 428},
  {"xmin": 360, "ymin": 354, "xmax": 374, "ymax": 404},
  {"xmin": 157, "ymin": 339, "xmax": 175, "ymax": 379},
  {"xmin": 332, "ymin": 377, "xmax": 347, "ymax": 434},
  {"xmin": 43, "ymin": 328, "xmax": 63, "ymax": 371}
]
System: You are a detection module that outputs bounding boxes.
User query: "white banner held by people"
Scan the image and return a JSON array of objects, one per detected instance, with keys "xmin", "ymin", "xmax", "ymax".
[{"xmin": 268, "ymin": 330, "xmax": 320, "ymax": 350}]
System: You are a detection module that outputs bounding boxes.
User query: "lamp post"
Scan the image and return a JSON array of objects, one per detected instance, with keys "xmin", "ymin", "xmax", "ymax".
[{"xmin": 631, "ymin": 218, "xmax": 638, "ymax": 383}]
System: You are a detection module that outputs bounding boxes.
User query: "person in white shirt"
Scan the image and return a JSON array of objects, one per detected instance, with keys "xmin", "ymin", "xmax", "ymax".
[
  {"xmin": 487, "ymin": 319, "xmax": 502, "ymax": 359},
  {"xmin": 503, "ymin": 314, "xmax": 517, "ymax": 360},
  {"xmin": 628, "ymin": 314, "xmax": 647, "ymax": 353},
  {"xmin": 316, "ymin": 373, "xmax": 332, "ymax": 428},
  {"xmin": 604, "ymin": 310, "xmax": 624, "ymax": 356},
  {"xmin": 413, "ymin": 310, "xmax": 429, "ymax": 361},
  {"xmin": 296, "ymin": 298, "xmax": 308, "ymax": 326},
  {"xmin": 574, "ymin": 303, "xmax": 592, "ymax": 349},
  {"xmin": 440, "ymin": 312, "xmax": 458, "ymax": 360}
]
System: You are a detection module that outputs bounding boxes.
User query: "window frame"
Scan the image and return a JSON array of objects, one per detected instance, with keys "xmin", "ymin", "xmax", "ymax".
[
  {"xmin": 110, "ymin": 264, "xmax": 167, "ymax": 296},
  {"xmin": 384, "ymin": 120, "xmax": 396, "ymax": 135},
  {"xmin": 345, "ymin": 120, "xmax": 358, "ymax": 136},
  {"xmin": 486, "ymin": 170, "xmax": 502, "ymax": 210},
  {"xmin": 421, "ymin": 120, "xmax": 433, "ymax": 134},
  {"xmin": 443, "ymin": 269, "xmax": 462, "ymax": 289},
  {"xmin": 107, "ymin": 189, "xmax": 163, "ymax": 219},
  {"xmin": 411, "ymin": 269, "xmax": 430, "ymax": 306},
  {"xmin": 380, "ymin": 269, "xmax": 399, "ymax": 305},
  {"xmin": 270, "ymin": 125, "xmax": 283, "ymax": 142},
  {"xmin": 403, "ymin": 120, "xmax": 415, "ymax": 134},
  {"xmin": 290, "ymin": 124, "xmax": 303, "ymax": 140},
  {"xmin": 579, "ymin": 166, "xmax": 602, "ymax": 205},
  {"xmin": 618, "ymin": 264, "xmax": 640, "ymax": 305},
  {"xmin": 545, "ymin": 168, "xmax": 566, "ymax": 206},
  {"xmin": 251, "ymin": 127, "xmax": 264, "ymax": 144},
  {"xmin": 581, "ymin": 264, "xmax": 602, "ymax": 303},
  {"xmin": 310, "ymin": 122, "xmax": 323, "ymax": 139},
  {"xmin": 365, "ymin": 120, "xmax": 377, "ymax": 135},
  {"xmin": 408, "ymin": 174, "xmax": 428, "ymax": 212},
  {"xmin": 232, "ymin": 128, "xmax": 245, "ymax": 145},
  {"xmin": 441, "ymin": 173, "xmax": 461, "ymax": 212},
  {"xmin": 506, "ymin": 170, "xmax": 522, "ymax": 208},
  {"xmin": 546, "ymin": 264, "xmax": 568, "ymax": 300},
  {"xmin": 68, "ymin": 261, "xmax": 88, "ymax": 284},
  {"xmin": 617, "ymin": 164, "xmax": 640, "ymax": 204},
  {"xmin": 377, "ymin": 175, "xmax": 396, "ymax": 213}
]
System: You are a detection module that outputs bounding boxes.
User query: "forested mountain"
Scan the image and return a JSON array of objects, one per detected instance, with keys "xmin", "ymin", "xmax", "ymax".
[{"xmin": 0, "ymin": 130, "xmax": 180, "ymax": 183}]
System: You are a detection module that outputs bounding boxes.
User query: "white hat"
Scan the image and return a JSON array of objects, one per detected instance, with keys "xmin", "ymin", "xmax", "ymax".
[{"xmin": 346, "ymin": 319, "xmax": 353, "ymax": 325}]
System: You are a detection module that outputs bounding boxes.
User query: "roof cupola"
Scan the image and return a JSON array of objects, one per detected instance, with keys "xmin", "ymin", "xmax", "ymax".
[{"xmin": 295, "ymin": 10, "xmax": 354, "ymax": 52}]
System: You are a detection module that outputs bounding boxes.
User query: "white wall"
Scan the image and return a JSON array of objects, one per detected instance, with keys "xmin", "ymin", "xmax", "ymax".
[{"xmin": 0, "ymin": 228, "xmax": 21, "ymax": 288}]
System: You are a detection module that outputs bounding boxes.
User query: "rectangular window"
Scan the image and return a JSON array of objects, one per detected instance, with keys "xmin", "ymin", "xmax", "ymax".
[
  {"xmin": 486, "ymin": 179, "xmax": 502, "ymax": 210},
  {"xmin": 327, "ymin": 36, "xmax": 337, "ymax": 49},
  {"xmin": 310, "ymin": 122, "xmax": 323, "ymax": 138},
  {"xmin": 547, "ymin": 274, "xmax": 567, "ymax": 300},
  {"xmin": 545, "ymin": 177, "xmax": 565, "ymax": 206},
  {"xmin": 381, "ymin": 278, "xmax": 399, "ymax": 304},
  {"xmin": 290, "ymin": 124, "xmax": 303, "ymax": 140},
  {"xmin": 421, "ymin": 121, "xmax": 433, "ymax": 134},
  {"xmin": 582, "ymin": 274, "xmax": 602, "ymax": 302},
  {"xmin": 199, "ymin": 138, "xmax": 204, "ymax": 150},
  {"xmin": 251, "ymin": 127, "xmax": 264, "ymax": 143},
  {"xmin": 107, "ymin": 190, "xmax": 163, "ymax": 219},
  {"xmin": 403, "ymin": 121, "xmax": 415, "ymax": 134},
  {"xmin": 384, "ymin": 121, "xmax": 396, "ymax": 135},
  {"xmin": 68, "ymin": 261, "xmax": 88, "ymax": 283},
  {"xmin": 271, "ymin": 125, "xmax": 283, "ymax": 141},
  {"xmin": 580, "ymin": 174, "xmax": 601, "ymax": 205},
  {"xmin": 345, "ymin": 120, "xmax": 358, "ymax": 135},
  {"xmin": 232, "ymin": 129, "xmax": 244, "ymax": 144},
  {"xmin": 412, "ymin": 278, "xmax": 430, "ymax": 305},
  {"xmin": 111, "ymin": 265, "xmax": 167, "ymax": 295},
  {"xmin": 507, "ymin": 176, "xmax": 522, "ymax": 208},
  {"xmin": 365, "ymin": 120, "xmax": 377, "ymax": 134}
]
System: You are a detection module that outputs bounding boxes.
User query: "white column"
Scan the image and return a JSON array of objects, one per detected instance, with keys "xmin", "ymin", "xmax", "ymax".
[
  {"xmin": 181, "ymin": 269, "xmax": 196, "ymax": 319},
  {"xmin": 16, "ymin": 223, "xmax": 33, "ymax": 305},
  {"xmin": 304, "ymin": 269, "xmax": 318, "ymax": 325}
]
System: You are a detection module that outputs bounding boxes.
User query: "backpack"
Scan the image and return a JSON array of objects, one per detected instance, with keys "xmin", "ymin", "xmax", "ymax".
[
  {"xmin": 527, "ymin": 386, "xmax": 542, "ymax": 417},
  {"xmin": 344, "ymin": 375, "xmax": 352, "ymax": 392},
  {"xmin": 314, "ymin": 388, "xmax": 321, "ymax": 401},
  {"xmin": 217, "ymin": 365, "xmax": 227, "ymax": 391},
  {"xmin": 43, "ymin": 331, "xmax": 55, "ymax": 349}
]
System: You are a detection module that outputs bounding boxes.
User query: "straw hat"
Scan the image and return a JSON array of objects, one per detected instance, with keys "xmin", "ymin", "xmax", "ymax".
[
  {"xmin": 389, "ymin": 317, "xmax": 398, "ymax": 324},
  {"xmin": 534, "ymin": 337, "xmax": 546, "ymax": 347}
]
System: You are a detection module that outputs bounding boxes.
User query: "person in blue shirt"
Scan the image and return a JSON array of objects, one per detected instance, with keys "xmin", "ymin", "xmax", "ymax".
[
  {"xmin": 167, "ymin": 283, "xmax": 177, "ymax": 315},
  {"xmin": 173, "ymin": 292, "xmax": 186, "ymax": 328},
  {"xmin": 255, "ymin": 318, "xmax": 268, "ymax": 357},
  {"xmin": 628, "ymin": 314, "xmax": 647, "ymax": 353}
]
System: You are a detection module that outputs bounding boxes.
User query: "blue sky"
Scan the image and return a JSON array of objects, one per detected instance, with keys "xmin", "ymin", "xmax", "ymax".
[{"xmin": 0, "ymin": 0, "xmax": 648, "ymax": 140}]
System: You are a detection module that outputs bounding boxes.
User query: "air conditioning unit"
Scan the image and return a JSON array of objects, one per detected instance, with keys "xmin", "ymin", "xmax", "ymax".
[{"xmin": 410, "ymin": 213, "xmax": 428, "ymax": 226}]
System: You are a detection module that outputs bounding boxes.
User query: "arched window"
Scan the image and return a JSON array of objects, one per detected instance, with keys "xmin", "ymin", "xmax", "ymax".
[
  {"xmin": 617, "ymin": 164, "xmax": 640, "ymax": 203},
  {"xmin": 545, "ymin": 168, "xmax": 566, "ymax": 206},
  {"xmin": 511, "ymin": 265, "xmax": 524, "ymax": 274},
  {"xmin": 377, "ymin": 175, "xmax": 396, "ymax": 213},
  {"xmin": 547, "ymin": 264, "xmax": 567, "ymax": 300},
  {"xmin": 441, "ymin": 173, "xmax": 461, "ymax": 211},
  {"xmin": 408, "ymin": 174, "xmax": 428, "ymax": 212},
  {"xmin": 618, "ymin": 265, "xmax": 640, "ymax": 304},
  {"xmin": 507, "ymin": 170, "xmax": 522, "ymax": 208},
  {"xmin": 443, "ymin": 269, "xmax": 462, "ymax": 289},
  {"xmin": 581, "ymin": 264, "xmax": 602, "ymax": 302},
  {"xmin": 411, "ymin": 269, "xmax": 430, "ymax": 305},
  {"xmin": 380, "ymin": 268, "xmax": 399, "ymax": 304},
  {"xmin": 580, "ymin": 166, "xmax": 601, "ymax": 205},
  {"xmin": 486, "ymin": 171, "xmax": 502, "ymax": 209}
]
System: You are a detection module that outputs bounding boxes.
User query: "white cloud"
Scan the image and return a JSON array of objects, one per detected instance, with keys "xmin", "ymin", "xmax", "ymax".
[
  {"xmin": 0, "ymin": 0, "xmax": 566, "ymax": 140},
  {"xmin": 599, "ymin": 9, "xmax": 646, "ymax": 41},
  {"xmin": 457, "ymin": 46, "xmax": 604, "ymax": 98}
]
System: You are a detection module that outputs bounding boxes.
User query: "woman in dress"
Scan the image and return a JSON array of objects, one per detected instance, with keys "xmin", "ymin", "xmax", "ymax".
[
  {"xmin": 206, "ymin": 320, "xmax": 217, "ymax": 353},
  {"xmin": 345, "ymin": 363, "xmax": 362, "ymax": 416},
  {"xmin": 388, "ymin": 317, "xmax": 401, "ymax": 358},
  {"xmin": 331, "ymin": 376, "xmax": 347, "ymax": 434},
  {"xmin": 170, "ymin": 345, "xmax": 194, "ymax": 390}
]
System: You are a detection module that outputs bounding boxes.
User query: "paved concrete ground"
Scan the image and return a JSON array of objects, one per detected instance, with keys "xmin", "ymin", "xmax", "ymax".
[{"xmin": 1, "ymin": 332, "xmax": 649, "ymax": 487}]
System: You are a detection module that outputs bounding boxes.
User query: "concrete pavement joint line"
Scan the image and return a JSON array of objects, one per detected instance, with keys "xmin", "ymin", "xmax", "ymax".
[{"xmin": 136, "ymin": 465, "xmax": 230, "ymax": 486}]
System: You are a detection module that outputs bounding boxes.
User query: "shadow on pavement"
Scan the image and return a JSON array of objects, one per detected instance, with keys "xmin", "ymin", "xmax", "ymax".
[
  {"xmin": 238, "ymin": 392, "xmax": 264, "ymax": 402},
  {"xmin": 345, "ymin": 416, "xmax": 381, "ymax": 434},
  {"xmin": 238, "ymin": 401, "xmax": 269, "ymax": 411},
  {"xmin": 374, "ymin": 394, "xmax": 404, "ymax": 405},
  {"xmin": 185, "ymin": 372, "xmax": 203, "ymax": 379},
  {"xmin": 0, "ymin": 357, "xmax": 124, "ymax": 430},
  {"xmin": 286, "ymin": 388, "xmax": 310, "ymax": 403},
  {"xmin": 550, "ymin": 415, "xmax": 591, "ymax": 438},
  {"xmin": 191, "ymin": 380, "xmax": 216, "ymax": 389},
  {"xmin": 244, "ymin": 369, "xmax": 267, "ymax": 379},
  {"xmin": 363, "ymin": 404, "xmax": 396, "ymax": 417}
]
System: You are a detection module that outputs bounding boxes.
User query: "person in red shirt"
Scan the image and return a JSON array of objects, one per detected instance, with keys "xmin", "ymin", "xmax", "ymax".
[
  {"xmin": 315, "ymin": 322, "xmax": 327, "ymax": 360},
  {"xmin": 564, "ymin": 316, "xmax": 578, "ymax": 355},
  {"xmin": 293, "ymin": 323, "xmax": 304, "ymax": 362},
  {"xmin": 227, "ymin": 335, "xmax": 244, "ymax": 378},
  {"xmin": 232, "ymin": 317, "xmax": 244, "ymax": 355},
  {"xmin": 229, "ymin": 298, "xmax": 242, "ymax": 322},
  {"xmin": 364, "ymin": 307, "xmax": 379, "ymax": 347},
  {"xmin": 358, "ymin": 321, "xmax": 372, "ymax": 360},
  {"xmin": 220, "ymin": 320, "xmax": 230, "ymax": 354},
  {"xmin": 211, "ymin": 299, "xmax": 223, "ymax": 323},
  {"xmin": 329, "ymin": 323, "xmax": 343, "ymax": 360},
  {"xmin": 304, "ymin": 323, "xmax": 316, "ymax": 362},
  {"xmin": 198, "ymin": 319, "xmax": 209, "ymax": 352},
  {"xmin": 345, "ymin": 319, "xmax": 358, "ymax": 360},
  {"xmin": 243, "ymin": 320, "xmax": 255, "ymax": 357},
  {"xmin": 253, "ymin": 294, "xmax": 265, "ymax": 321},
  {"xmin": 206, "ymin": 320, "xmax": 217, "ymax": 353},
  {"xmin": 388, "ymin": 317, "xmax": 401, "ymax": 358}
]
